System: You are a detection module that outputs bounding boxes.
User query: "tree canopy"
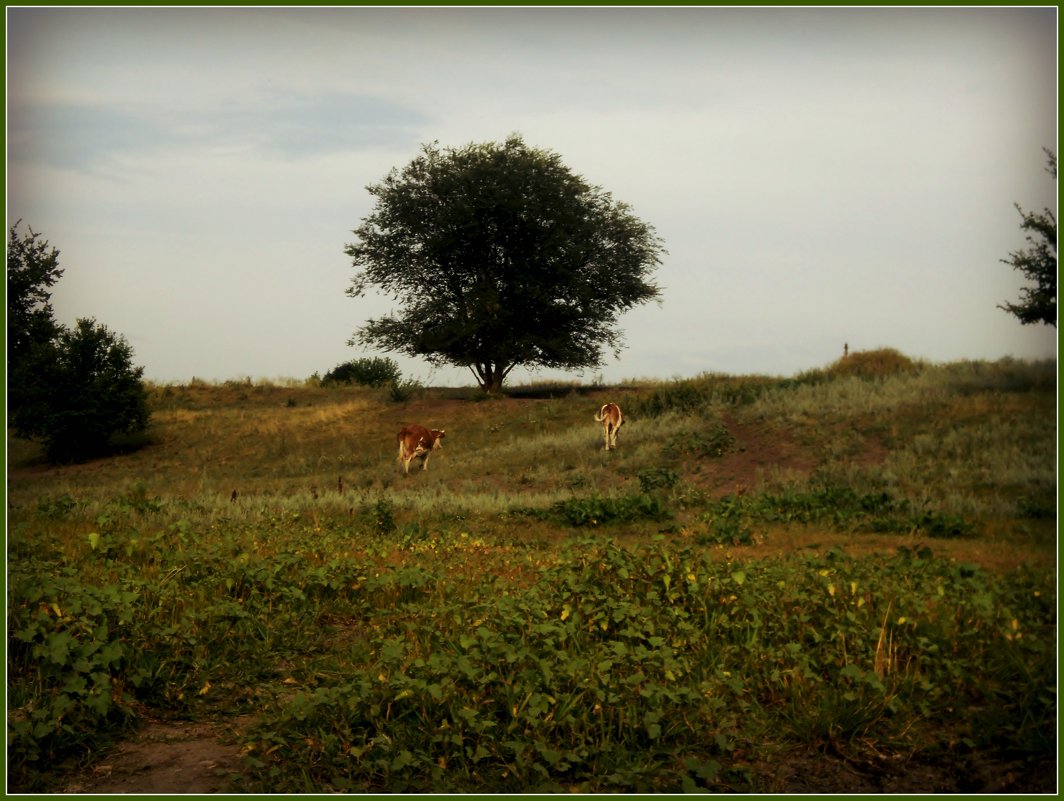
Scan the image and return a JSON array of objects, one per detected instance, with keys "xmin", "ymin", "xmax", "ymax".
[
  {"xmin": 345, "ymin": 135, "xmax": 665, "ymax": 393},
  {"xmin": 7, "ymin": 220, "xmax": 64, "ymax": 379},
  {"xmin": 13, "ymin": 318, "xmax": 151, "ymax": 463},
  {"xmin": 7, "ymin": 223, "xmax": 150, "ymax": 462},
  {"xmin": 999, "ymin": 149, "xmax": 1056, "ymax": 328}
]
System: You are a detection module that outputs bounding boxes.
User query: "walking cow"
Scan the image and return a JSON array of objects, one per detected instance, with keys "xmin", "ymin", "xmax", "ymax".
[
  {"xmin": 396, "ymin": 425, "xmax": 446, "ymax": 475},
  {"xmin": 594, "ymin": 402, "xmax": 624, "ymax": 451}
]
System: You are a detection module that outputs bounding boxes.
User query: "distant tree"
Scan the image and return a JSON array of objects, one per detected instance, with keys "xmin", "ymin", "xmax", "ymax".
[
  {"xmin": 11, "ymin": 318, "xmax": 150, "ymax": 463},
  {"xmin": 323, "ymin": 356, "xmax": 402, "ymax": 387},
  {"xmin": 345, "ymin": 135, "xmax": 665, "ymax": 394},
  {"xmin": 7, "ymin": 221, "xmax": 64, "ymax": 399},
  {"xmin": 999, "ymin": 149, "xmax": 1056, "ymax": 327}
]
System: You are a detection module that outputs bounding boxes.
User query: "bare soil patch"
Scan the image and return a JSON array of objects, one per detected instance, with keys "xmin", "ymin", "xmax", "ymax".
[
  {"xmin": 60, "ymin": 718, "xmax": 251, "ymax": 795},
  {"xmin": 686, "ymin": 413, "xmax": 820, "ymax": 497}
]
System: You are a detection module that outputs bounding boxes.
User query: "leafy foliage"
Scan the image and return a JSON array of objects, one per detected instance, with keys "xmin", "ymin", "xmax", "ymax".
[
  {"xmin": 7, "ymin": 224, "xmax": 150, "ymax": 463},
  {"xmin": 999, "ymin": 148, "xmax": 1056, "ymax": 327},
  {"xmin": 322, "ymin": 357, "xmax": 402, "ymax": 388},
  {"xmin": 345, "ymin": 135, "xmax": 665, "ymax": 393},
  {"xmin": 238, "ymin": 539, "xmax": 1055, "ymax": 793},
  {"xmin": 11, "ymin": 318, "xmax": 150, "ymax": 463},
  {"xmin": 540, "ymin": 492, "xmax": 670, "ymax": 527},
  {"xmin": 704, "ymin": 482, "xmax": 975, "ymax": 538},
  {"xmin": 7, "ymin": 220, "xmax": 64, "ymax": 385}
]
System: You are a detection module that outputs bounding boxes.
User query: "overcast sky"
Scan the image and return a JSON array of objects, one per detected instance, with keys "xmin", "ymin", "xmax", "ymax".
[{"xmin": 6, "ymin": 6, "xmax": 1058, "ymax": 387}]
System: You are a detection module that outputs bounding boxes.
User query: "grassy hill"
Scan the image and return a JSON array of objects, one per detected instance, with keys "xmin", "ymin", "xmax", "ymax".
[{"xmin": 7, "ymin": 353, "xmax": 1057, "ymax": 792}]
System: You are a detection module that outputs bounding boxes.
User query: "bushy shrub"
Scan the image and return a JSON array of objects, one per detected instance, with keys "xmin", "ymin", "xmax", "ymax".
[
  {"xmin": 636, "ymin": 467, "xmax": 681, "ymax": 493},
  {"xmin": 10, "ymin": 318, "xmax": 150, "ymax": 463},
  {"xmin": 543, "ymin": 493, "xmax": 669, "ymax": 527},
  {"xmin": 388, "ymin": 377, "xmax": 423, "ymax": 403},
  {"xmin": 827, "ymin": 348, "xmax": 921, "ymax": 380},
  {"xmin": 323, "ymin": 357, "xmax": 402, "ymax": 388}
]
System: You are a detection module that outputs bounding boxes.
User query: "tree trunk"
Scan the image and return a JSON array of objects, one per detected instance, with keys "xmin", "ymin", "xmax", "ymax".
[
  {"xmin": 471, "ymin": 361, "xmax": 510, "ymax": 394},
  {"xmin": 483, "ymin": 364, "xmax": 506, "ymax": 395}
]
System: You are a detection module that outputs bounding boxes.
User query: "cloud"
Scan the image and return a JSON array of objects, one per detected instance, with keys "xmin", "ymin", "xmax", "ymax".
[
  {"xmin": 223, "ymin": 93, "xmax": 431, "ymax": 159},
  {"xmin": 8, "ymin": 103, "xmax": 172, "ymax": 172},
  {"xmin": 8, "ymin": 92, "xmax": 430, "ymax": 174}
]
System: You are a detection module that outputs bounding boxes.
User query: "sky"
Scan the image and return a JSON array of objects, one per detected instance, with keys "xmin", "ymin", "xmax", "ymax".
[{"xmin": 6, "ymin": 6, "xmax": 1059, "ymax": 387}]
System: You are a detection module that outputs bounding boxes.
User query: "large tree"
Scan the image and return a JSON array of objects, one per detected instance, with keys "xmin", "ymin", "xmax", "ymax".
[
  {"xmin": 345, "ymin": 135, "xmax": 665, "ymax": 393},
  {"xmin": 999, "ymin": 149, "xmax": 1056, "ymax": 327}
]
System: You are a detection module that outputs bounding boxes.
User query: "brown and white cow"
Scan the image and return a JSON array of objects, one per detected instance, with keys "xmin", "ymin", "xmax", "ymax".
[
  {"xmin": 396, "ymin": 424, "xmax": 446, "ymax": 475},
  {"xmin": 594, "ymin": 402, "xmax": 624, "ymax": 451}
]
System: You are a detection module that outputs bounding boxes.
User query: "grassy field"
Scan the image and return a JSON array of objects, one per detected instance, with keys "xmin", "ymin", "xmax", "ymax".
[{"xmin": 6, "ymin": 352, "xmax": 1058, "ymax": 792}]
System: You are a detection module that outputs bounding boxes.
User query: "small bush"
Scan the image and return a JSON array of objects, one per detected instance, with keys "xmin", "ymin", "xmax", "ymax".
[
  {"xmin": 388, "ymin": 377, "xmax": 423, "ymax": 403},
  {"xmin": 541, "ymin": 493, "xmax": 669, "ymax": 527},
  {"xmin": 697, "ymin": 497, "xmax": 754, "ymax": 545},
  {"xmin": 827, "ymin": 348, "xmax": 920, "ymax": 380},
  {"xmin": 323, "ymin": 357, "xmax": 402, "ymax": 388},
  {"xmin": 636, "ymin": 467, "xmax": 680, "ymax": 494}
]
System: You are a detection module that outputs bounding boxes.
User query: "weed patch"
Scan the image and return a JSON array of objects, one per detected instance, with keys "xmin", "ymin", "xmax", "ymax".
[
  {"xmin": 662, "ymin": 420, "xmax": 736, "ymax": 460},
  {"xmin": 625, "ymin": 373, "xmax": 780, "ymax": 418},
  {"xmin": 704, "ymin": 482, "xmax": 977, "ymax": 538},
  {"xmin": 240, "ymin": 539, "xmax": 1056, "ymax": 793},
  {"xmin": 526, "ymin": 493, "xmax": 670, "ymax": 528}
]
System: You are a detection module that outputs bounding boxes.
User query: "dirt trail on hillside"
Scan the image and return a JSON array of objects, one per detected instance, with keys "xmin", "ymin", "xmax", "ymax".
[
  {"xmin": 697, "ymin": 413, "xmax": 820, "ymax": 496},
  {"xmin": 60, "ymin": 718, "xmax": 250, "ymax": 794}
]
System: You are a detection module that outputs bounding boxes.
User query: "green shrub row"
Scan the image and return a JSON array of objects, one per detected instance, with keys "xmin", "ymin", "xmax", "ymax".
[
  {"xmin": 717, "ymin": 482, "xmax": 976, "ymax": 538},
  {"xmin": 240, "ymin": 539, "xmax": 1056, "ymax": 792}
]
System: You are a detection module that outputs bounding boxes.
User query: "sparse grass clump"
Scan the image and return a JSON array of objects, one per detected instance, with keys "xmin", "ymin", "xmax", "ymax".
[{"xmin": 625, "ymin": 373, "xmax": 781, "ymax": 418}]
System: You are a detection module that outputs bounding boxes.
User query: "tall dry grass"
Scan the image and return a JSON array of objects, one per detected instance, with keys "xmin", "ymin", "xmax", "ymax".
[{"xmin": 8, "ymin": 356, "xmax": 1056, "ymax": 546}]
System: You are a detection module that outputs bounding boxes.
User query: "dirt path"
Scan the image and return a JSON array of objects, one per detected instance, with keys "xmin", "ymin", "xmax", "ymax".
[
  {"xmin": 60, "ymin": 718, "xmax": 250, "ymax": 794},
  {"xmin": 59, "ymin": 717, "xmax": 1054, "ymax": 794}
]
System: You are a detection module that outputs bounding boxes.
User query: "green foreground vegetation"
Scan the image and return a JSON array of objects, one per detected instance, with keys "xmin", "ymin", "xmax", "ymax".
[{"xmin": 6, "ymin": 352, "xmax": 1057, "ymax": 792}]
